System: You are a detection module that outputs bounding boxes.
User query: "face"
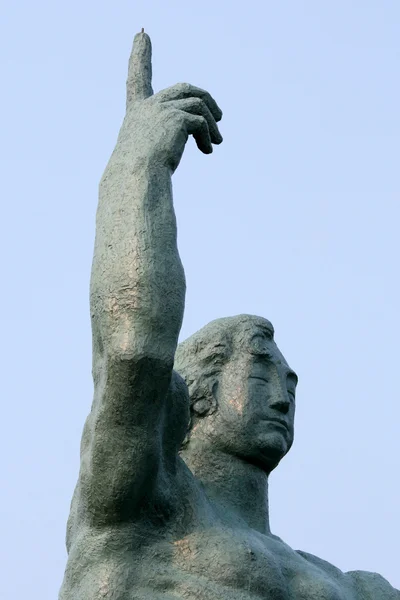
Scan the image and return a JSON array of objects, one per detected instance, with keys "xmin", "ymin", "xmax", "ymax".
[{"xmin": 201, "ymin": 329, "xmax": 297, "ymax": 473}]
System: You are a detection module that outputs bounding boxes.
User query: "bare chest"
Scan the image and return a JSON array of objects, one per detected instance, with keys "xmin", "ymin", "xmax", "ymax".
[{"xmin": 139, "ymin": 526, "xmax": 354, "ymax": 600}]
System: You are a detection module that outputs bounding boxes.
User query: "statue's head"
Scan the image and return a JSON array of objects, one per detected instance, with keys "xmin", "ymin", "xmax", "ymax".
[{"xmin": 174, "ymin": 315, "xmax": 297, "ymax": 474}]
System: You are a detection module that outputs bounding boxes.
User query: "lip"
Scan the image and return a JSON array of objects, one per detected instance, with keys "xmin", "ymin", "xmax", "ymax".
[{"xmin": 259, "ymin": 417, "xmax": 289, "ymax": 430}]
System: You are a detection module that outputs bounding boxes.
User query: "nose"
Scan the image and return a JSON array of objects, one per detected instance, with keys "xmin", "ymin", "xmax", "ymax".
[{"xmin": 269, "ymin": 398, "xmax": 290, "ymax": 415}]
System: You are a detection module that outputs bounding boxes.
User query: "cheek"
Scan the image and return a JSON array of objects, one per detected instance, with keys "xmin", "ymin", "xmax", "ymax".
[
  {"xmin": 226, "ymin": 395, "xmax": 245, "ymax": 417},
  {"xmin": 221, "ymin": 379, "xmax": 248, "ymax": 417},
  {"xmin": 247, "ymin": 381, "xmax": 271, "ymax": 409}
]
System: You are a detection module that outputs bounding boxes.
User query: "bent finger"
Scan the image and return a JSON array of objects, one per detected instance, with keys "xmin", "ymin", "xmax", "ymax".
[
  {"xmin": 126, "ymin": 31, "xmax": 153, "ymax": 105},
  {"xmin": 184, "ymin": 114, "xmax": 213, "ymax": 154},
  {"xmin": 163, "ymin": 99, "xmax": 222, "ymax": 145},
  {"xmin": 156, "ymin": 83, "xmax": 222, "ymax": 122}
]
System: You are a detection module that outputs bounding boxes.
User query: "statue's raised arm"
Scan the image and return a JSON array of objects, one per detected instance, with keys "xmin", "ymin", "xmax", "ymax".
[{"xmin": 74, "ymin": 32, "xmax": 222, "ymax": 528}]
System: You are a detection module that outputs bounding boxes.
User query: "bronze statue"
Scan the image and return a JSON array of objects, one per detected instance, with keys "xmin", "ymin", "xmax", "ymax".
[{"xmin": 59, "ymin": 32, "xmax": 399, "ymax": 600}]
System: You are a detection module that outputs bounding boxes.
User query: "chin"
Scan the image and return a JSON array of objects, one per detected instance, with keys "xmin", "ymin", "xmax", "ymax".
[{"xmin": 255, "ymin": 432, "xmax": 291, "ymax": 471}]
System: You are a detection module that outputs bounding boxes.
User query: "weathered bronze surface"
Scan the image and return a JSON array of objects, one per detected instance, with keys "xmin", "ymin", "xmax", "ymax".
[{"xmin": 59, "ymin": 33, "xmax": 399, "ymax": 600}]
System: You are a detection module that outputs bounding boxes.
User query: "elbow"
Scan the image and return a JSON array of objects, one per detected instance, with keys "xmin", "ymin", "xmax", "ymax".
[
  {"xmin": 107, "ymin": 340, "xmax": 175, "ymax": 370},
  {"xmin": 104, "ymin": 320, "xmax": 178, "ymax": 366},
  {"xmin": 102, "ymin": 339, "xmax": 175, "ymax": 391}
]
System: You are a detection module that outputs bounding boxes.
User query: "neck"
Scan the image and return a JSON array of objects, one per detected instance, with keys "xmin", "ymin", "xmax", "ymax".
[{"xmin": 181, "ymin": 440, "xmax": 271, "ymax": 534}]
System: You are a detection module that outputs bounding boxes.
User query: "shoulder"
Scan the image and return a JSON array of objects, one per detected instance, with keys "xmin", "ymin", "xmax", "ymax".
[
  {"xmin": 346, "ymin": 569, "xmax": 400, "ymax": 599},
  {"xmin": 297, "ymin": 550, "xmax": 399, "ymax": 599},
  {"xmin": 296, "ymin": 550, "xmax": 345, "ymax": 580}
]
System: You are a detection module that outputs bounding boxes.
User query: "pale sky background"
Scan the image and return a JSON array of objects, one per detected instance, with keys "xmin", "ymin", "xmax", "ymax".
[{"xmin": 1, "ymin": 1, "xmax": 399, "ymax": 597}]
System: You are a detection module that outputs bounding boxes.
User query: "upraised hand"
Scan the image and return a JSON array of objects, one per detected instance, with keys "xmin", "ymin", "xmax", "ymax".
[{"xmin": 116, "ymin": 31, "xmax": 223, "ymax": 173}]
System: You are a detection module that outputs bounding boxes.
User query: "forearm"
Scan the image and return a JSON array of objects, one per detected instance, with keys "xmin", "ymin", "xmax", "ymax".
[
  {"xmin": 90, "ymin": 153, "xmax": 185, "ymax": 361},
  {"xmin": 89, "ymin": 30, "xmax": 221, "ymax": 365}
]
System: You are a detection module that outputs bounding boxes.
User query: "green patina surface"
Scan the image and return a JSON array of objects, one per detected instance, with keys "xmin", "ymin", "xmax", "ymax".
[{"xmin": 59, "ymin": 33, "xmax": 399, "ymax": 600}]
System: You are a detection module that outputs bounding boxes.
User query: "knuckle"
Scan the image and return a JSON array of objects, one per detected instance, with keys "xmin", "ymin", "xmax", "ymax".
[
  {"xmin": 191, "ymin": 97, "xmax": 204, "ymax": 110},
  {"xmin": 177, "ymin": 82, "xmax": 192, "ymax": 93},
  {"xmin": 168, "ymin": 108, "xmax": 184, "ymax": 123},
  {"xmin": 198, "ymin": 115, "xmax": 208, "ymax": 128}
]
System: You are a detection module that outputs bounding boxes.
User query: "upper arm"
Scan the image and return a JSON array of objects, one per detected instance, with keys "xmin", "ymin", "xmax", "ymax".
[
  {"xmin": 297, "ymin": 551, "xmax": 399, "ymax": 599},
  {"xmin": 347, "ymin": 570, "xmax": 400, "ymax": 599},
  {"xmin": 77, "ymin": 350, "xmax": 179, "ymax": 526}
]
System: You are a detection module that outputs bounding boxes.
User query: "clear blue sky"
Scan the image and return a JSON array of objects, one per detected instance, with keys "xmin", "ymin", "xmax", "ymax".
[{"xmin": 1, "ymin": 1, "xmax": 399, "ymax": 596}]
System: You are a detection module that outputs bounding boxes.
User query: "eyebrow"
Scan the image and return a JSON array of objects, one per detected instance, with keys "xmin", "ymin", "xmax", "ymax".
[
  {"xmin": 254, "ymin": 325, "xmax": 274, "ymax": 340},
  {"xmin": 253, "ymin": 353, "xmax": 298, "ymax": 382}
]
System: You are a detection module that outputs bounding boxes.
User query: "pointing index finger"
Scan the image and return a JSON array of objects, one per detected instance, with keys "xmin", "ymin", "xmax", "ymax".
[{"xmin": 126, "ymin": 31, "xmax": 153, "ymax": 105}]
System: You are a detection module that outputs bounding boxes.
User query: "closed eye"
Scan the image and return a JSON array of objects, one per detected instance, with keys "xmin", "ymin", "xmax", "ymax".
[{"xmin": 250, "ymin": 376, "xmax": 269, "ymax": 383}]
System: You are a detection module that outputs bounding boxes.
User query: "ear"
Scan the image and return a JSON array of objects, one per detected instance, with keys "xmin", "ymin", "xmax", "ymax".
[
  {"xmin": 191, "ymin": 380, "xmax": 218, "ymax": 417},
  {"xmin": 181, "ymin": 380, "xmax": 219, "ymax": 450}
]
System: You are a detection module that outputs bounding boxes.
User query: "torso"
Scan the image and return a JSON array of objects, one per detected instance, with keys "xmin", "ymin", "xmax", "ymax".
[
  {"xmin": 142, "ymin": 526, "xmax": 351, "ymax": 600},
  {"xmin": 60, "ymin": 461, "xmax": 363, "ymax": 600}
]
